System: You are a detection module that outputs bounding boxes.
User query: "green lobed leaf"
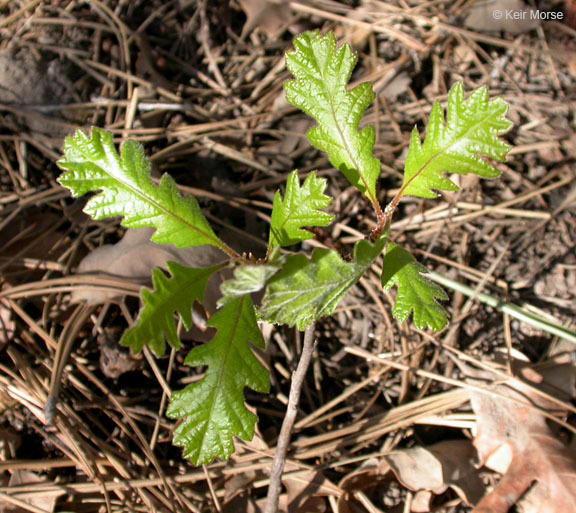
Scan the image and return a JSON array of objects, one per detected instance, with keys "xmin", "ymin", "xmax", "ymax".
[
  {"xmin": 269, "ymin": 170, "xmax": 333, "ymax": 249},
  {"xmin": 401, "ymin": 82, "xmax": 512, "ymax": 199},
  {"xmin": 381, "ymin": 243, "xmax": 448, "ymax": 331},
  {"xmin": 167, "ymin": 295, "xmax": 269, "ymax": 465},
  {"xmin": 284, "ymin": 32, "xmax": 380, "ymax": 205},
  {"xmin": 260, "ymin": 237, "xmax": 386, "ymax": 330},
  {"xmin": 58, "ymin": 127, "xmax": 230, "ymax": 252},
  {"xmin": 121, "ymin": 262, "xmax": 223, "ymax": 357},
  {"xmin": 218, "ymin": 263, "xmax": 280, "ymax": 307}
]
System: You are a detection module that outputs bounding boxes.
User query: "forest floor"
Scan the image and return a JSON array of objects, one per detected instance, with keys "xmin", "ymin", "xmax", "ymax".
[{"xmin": 1, "ymin": 1, "xmax": 576, "ymax": 512}]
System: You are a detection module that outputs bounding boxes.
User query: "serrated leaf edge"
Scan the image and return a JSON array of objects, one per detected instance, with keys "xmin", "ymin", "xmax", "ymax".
[
  {"xmin": 120, "ymin": 261, "xmax": 225, "ymax": 357},
  {"xmin": 167, "ymin": 295, "xmax": 269, "ymax": 465},
  {"xmin": 284, "ymin": 32, "xmax": 381, "ymax": 209},
  {"xmin": 381, "ymin": 243, "xmax": 448, "ymax": 331},
  {"xmin": 398, "ymin": 82, "xmax": 512, "ymax": 200},
  {"xmin": 268, "ymin": 170, "xmax": 333, "ymax": 250},
  {"xmin": 57, "ymin": 127, "xmax": 236, "ymax": 256}
]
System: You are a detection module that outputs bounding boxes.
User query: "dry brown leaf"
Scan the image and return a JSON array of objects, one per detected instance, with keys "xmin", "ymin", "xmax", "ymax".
[
  {"xmin": 71, "ymin": 227, "xmax": 227, "ymax": 306},
  {"xmin": 377, "ymin": 72, "xmax": 412, "ymax": 103},
  {"xmin": 385, "ymin": 440, "xmax": 485, "ymax": 507},
  {"xmin": 387, "ymin": 447, "xmax": 445, "ymax": 492},
  {"xmin": 452, "ymin": 44, "xmax": 476, "ymax": 73},
  {"xmin": 275, "ymin": 118, "xmax": 310, "ymax": 156},
  {"xmin": 411, "ymin": 490, "xmax": 434, "ymax": 513},
  {"xmin": 337, "ymin": 458, "xmax": 392, "ymax": 513},
  {"xmin": 334, "ymin": 2, "xmax": 376, "ymax": 51},
  {"xmin": 283, "ymin": 470, "xmax": 340, "ymax": 513},
  {"xmin": 464, "ymin": 0, "xmax": 538, "ymax": 34},
  {"xmin": 0, "ymin": 470, "xmax": 64, "ymax": 513},
  {"xmin": 223, "ymin": 431, "xmax": 270, "ymax": 503},
  {"xmin": 238, "ymin": 0, "xmax": 291, "ymax": 39},
  {"xmin": 252, "ymin": 494, "xmax": 289, "ymax": 513},
  {"xmin": 98, "ymin": 329, "xmax": 142, "ymax": 378},
  {"xmin": 470, "ymin": 363, "xmax": 576, "ymax": 513}
]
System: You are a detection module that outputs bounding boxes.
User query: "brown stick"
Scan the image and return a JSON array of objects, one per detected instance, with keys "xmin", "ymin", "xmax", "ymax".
[{"xmin": 264, "ymin": 324, "xmax": 316, "ymax": 513}]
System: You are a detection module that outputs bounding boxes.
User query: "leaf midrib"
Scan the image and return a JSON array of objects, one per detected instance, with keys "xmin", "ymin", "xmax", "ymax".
[
  {"xmin": 400, "ymin": 104, "xmax": 499, "ymax": 197},
  {"xmin": 278, "ymin": 181, "xmax": 327, "ymax": 238},
  {"xmin": 267, "ymin": 256, "xmax": 371, "ymax": 312},
  {"xmin": 137, "ymin": 265, "xmax": 222, "ymax": 341},
  {"xmin": 310, "ymin": 44, "xmax": 377, "ymax": 206},
  {"xmin": 199, "ymin": 296, "xmax": 246, "ymax": 458},
  {"xmin": 80, "ymin": 145, "xmax": 229, "ymax": 252}
]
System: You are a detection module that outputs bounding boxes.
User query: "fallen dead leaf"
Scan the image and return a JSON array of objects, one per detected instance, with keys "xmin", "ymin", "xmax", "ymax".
[
  {"xmin": 452, "ymin": 44, "xmax": 476, "ymax": 73},
  {"xmin": 385, "ymin": 440, "xmax": 485, "ymax": 507},
  {"xmin": 223, "ymin": 430, "xmax": 270, "ymax": 504},
  {"xmin": 469, "ymin": 362, "xmax": 576, "ymax": 513},
  {"xmin": 71, "ymin": 227, "xmax": 227, "ymax": 307},
  {"xmin": 98, "ymin": 329, "xmax": 142, "ymax": 378},
  {"xmin": 238, "ymin": 0, "xmax": 291, "ymax": 39},
  {"xmin": 283, "ymin": 470, "xmax": 340, "ymax": 513},
  {"xmin": 0, "ymin": 470, "xmax": 64, "ymax": 513},
  {"xmin": 464, "ymin": 0, "xmax": 538, "ymax": 34},
  {"xmin": 377, "ymin": 72, "xmax": 412, "ymax": 103},
  {"xmin": 334, "ymin": 3, "xmax": 376, "ymax": 51},
  {"xmin": 411, "ymin": 490, "xmax": 434, "ymax": 513},
  {"xmin": 337, "ymin": 458, "xmax": 392, "ymax": 513}
]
